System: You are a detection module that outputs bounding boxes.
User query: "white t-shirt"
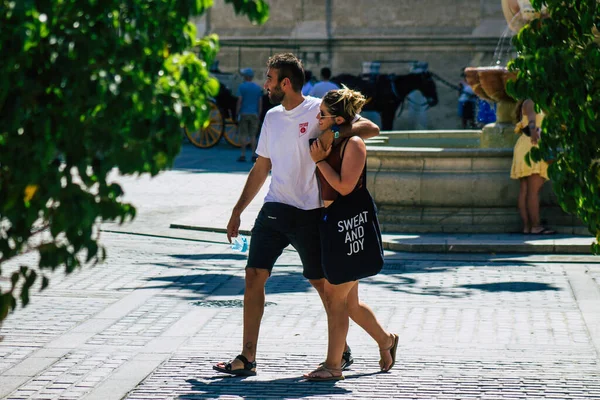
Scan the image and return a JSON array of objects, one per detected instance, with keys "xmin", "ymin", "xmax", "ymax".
[{"xmin": 256, "ymin": 97, "xmax": 322, "ymax": 210}]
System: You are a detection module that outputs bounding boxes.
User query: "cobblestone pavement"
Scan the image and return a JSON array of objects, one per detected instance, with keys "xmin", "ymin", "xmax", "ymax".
[
  {"xmin": 1, "ymin": 142, "xmax": 600, "ymax": 399},
  {"xmin": 1, "ymin": 232, "xmax": 600, "ymax": 399}
]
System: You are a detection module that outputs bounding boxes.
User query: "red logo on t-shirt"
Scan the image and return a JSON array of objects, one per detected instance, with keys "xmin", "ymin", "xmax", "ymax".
[{"xmin": 299, "ymin": 122, "xmax": 309, "ymax": 136}]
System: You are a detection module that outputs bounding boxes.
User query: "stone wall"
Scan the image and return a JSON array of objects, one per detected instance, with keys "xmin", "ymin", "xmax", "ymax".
[{"xmin": 195, "ymin": 0, "xmax": 511, "ymax": 129}]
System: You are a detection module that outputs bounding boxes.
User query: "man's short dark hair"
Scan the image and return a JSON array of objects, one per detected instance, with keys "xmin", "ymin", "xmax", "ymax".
[
  {"xmin": 320, "ymin": 67, "xmax": 332, "ymax": 80},
  {"xmin": 266, "ymin": 53, "xmax": 305, "ymax": 92}
]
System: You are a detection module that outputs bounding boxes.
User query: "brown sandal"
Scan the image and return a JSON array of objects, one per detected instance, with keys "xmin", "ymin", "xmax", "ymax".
[
  {"xmin": 379, "ymin": 333, "xmax": 399, "ymax": 372},
  {"xmin": 304, "ymin": 365, "xmax": 345, "ymax": 381}
]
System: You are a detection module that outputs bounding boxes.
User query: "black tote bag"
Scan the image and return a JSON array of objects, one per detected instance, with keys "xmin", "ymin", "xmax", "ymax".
[{"xmin": 319, "ymin": 166, "xmax": 384, "ymax": 285}]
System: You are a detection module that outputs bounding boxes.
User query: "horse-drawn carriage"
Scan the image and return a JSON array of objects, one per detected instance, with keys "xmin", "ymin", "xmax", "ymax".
[
  {"xmin": 331, "ymin": 62, "xmax": 439, "ymax": 131},
  {"xmin": 184, "ymin": 72, "xmax": 245, "ymax": 149},
  {"xmin": 185, "ymin": 61, "xmax": 440, "ymax": 147}
]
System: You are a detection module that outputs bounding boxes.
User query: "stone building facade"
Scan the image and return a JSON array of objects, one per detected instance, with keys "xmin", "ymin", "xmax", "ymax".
[{"xmin": 193, "ymin": 0, "xmax": 513, "ymax": 129}]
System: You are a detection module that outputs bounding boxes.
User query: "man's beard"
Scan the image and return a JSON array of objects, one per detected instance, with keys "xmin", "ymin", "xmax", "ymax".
[{"xmin": 268, "ymin": 84, "xmax": 285, "ymax": 105}]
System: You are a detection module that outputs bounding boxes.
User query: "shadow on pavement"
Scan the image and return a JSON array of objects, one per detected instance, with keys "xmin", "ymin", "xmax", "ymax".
[
  {"xmin": 356, "ymin": 264, "xmax": 562, "ymax": 298},
  {"xmin": 181, "ymin": 372, "xmax": 373, "ymax": 399},
  {"xmin": 136, "ymin": 271, "xmax": 314, "ymax": 298},
  {"xmin": 170, "ymin": 253, "xmax": 249, "ymax": 261},
  {"xmin": 459, "ymin": 281, "xmax": 560, "ymax": 292}
]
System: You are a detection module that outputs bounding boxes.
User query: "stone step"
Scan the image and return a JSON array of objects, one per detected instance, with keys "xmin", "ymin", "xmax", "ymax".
[{"xmin": 380, "ymin": 222, "xmax": 590, "ymax": 235}]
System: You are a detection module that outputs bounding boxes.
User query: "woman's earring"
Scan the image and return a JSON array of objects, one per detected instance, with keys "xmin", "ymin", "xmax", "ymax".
[{"xmin": 331, "ymin": 124, "xmax": 340, "ymax": 139}]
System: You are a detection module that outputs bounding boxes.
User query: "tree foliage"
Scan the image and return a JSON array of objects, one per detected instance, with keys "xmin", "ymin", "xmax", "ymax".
[
  {"xmin": 508, "ymin": 0, "xmax": 600, "ymax": 252},
  {"xmin": 0, "ymin": 0, "xmax": 269, "ymax": 321}
]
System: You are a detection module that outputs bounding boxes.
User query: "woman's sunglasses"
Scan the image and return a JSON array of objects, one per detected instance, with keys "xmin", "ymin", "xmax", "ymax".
[{"xmin": 319, "ymin": 110, "xmax": 337, "ymax": 119}]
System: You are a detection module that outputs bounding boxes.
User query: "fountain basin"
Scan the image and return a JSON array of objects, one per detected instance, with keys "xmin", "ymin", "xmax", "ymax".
[
  {"xmin": 367, "ymin": 130, "xmax": 481, "ymax": 148},
  {"xmin": 464, "ymin": 66, "xmax": 518, "ymax": 147},
  {"xmin": 366, "ymin": 146, "xmax": 583, "ymax": 233},
  {"xmin": 464, "ymin": 67, "xmax": 517, "ymax": 123}
]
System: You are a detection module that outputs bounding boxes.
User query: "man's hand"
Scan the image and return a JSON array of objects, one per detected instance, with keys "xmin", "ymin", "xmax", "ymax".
[{"xmin": 226, "ymin": 212, "xmax": 241, "ymax": 243}]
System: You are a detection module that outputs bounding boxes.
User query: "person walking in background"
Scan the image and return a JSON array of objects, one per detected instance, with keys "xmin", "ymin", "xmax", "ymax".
[
  {"xmin": 236, "ymin": 67, "xmax": 263, "ymax": 162},
  {"xmin": 213, "ymin": 53, "xmax": 380, "ymax": 377},
  {"xmin": 309, "ymin": 67, "xmax": 339, "ymax": 98},
  {"xmin": 511, "ymin": 99, "xmax": 556, "ymax": 235},
  {"xmin": 303, "ymin": 87, "xmax": 398, "ymax": 381},
  {"xmin": 302, "ymin": 70, "xmax": 315, "ymax": 95},
  {"xmin": 458, "ymin": 69, "xmax": 477, "ymax": 129}
]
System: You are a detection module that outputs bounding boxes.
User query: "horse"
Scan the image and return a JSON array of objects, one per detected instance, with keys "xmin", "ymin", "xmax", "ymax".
[{"xmin": 331, "ymin": 72, "xmax": 439, "ymax": 131}]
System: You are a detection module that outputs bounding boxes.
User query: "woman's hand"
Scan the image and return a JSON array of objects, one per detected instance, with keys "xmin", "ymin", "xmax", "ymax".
[
  {"xmin": 310, "ymin": 138, "xmax": 331, "ymax": 163},
  {"xmin": 530, "ymin": 126, "xmax": 541, "ymax": 145}
]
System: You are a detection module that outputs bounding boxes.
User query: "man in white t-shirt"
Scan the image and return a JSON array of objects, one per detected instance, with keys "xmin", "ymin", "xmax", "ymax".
[{"xmin": 213, "ymin": 53, "xmax": 379, "ymax": 377}]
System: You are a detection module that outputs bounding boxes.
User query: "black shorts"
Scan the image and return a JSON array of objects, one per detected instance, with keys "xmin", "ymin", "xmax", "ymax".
[{"xmin": 247, "ymin": 202, "xmax": 324, "ymax": 280}]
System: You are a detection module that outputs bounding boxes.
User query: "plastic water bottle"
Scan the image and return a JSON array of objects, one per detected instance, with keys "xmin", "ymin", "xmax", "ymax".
[{"xmin": 231, "ymin": 235, "xmax": 248, "ymax": 253}]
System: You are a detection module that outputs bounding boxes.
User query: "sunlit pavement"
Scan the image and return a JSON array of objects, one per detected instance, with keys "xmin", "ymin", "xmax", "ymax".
[{"xmin": 1, "ymin": 141, "xmax": 599, "ymax": 399}]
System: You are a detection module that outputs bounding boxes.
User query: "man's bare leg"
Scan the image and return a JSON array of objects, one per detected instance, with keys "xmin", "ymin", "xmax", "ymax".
[{"xmin": 214, "ymin": 268, "xmax": 269, "ymax": 371}]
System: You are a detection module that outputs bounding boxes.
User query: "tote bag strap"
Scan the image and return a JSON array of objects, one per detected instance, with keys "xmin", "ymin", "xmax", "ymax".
[{"xmin": 339, "ymin": 136, "xmax": 368, "ymax": 191}]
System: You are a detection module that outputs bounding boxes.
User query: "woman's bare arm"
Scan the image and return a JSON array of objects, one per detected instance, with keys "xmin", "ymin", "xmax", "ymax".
[{"xmin": 315, "ymin": 137, "xmax": 367, "ymax": 196}]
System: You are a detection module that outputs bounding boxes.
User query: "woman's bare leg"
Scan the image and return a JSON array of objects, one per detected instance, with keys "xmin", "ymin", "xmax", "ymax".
[
  {"xmin": 526, "ymin": 174, "xmax": 545, "ymax": 231},
  {"xmin": 347, "ymin": 283, "xmax": 395, "ymax": 370},
  {"xmin": 323, "ymin": 281, "xmax": 356, "ymax": 368},
  {"xmin": 518, "ymin": 178, "xmax": 530, "ymax": 233},
  {"xmin": 304, "ymin": 280, "xmax": 356, "ymax": 379}
]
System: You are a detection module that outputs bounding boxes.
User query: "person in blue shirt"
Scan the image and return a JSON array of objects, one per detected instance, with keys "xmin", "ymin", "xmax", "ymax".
[
  {"xmin": 309, "ymin": 67, "xmax": 340, "ymax": 98},
  {"xmin": 458, "ymin": 69, "xmax": 477, "ymax": 129},
  {"xmin": 302, "ymin": 70, "xmax": 316, "ymax": 96},
  {"xmin": 236, "ymin": 68, "xmax": 263, "ymax": 162}
]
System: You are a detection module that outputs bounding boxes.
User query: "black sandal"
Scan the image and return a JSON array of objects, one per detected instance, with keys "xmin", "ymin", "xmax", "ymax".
[
  {"xmin": 213, "ymin": 354, "xmax": 257, "ymax": 376},
  {"xmin": 319, "ymin": 346, "xmax": 354, "ymax": 370},
  {"xmin": 341, "ymin": 347, "xmax": 354, "ymax": 369}
]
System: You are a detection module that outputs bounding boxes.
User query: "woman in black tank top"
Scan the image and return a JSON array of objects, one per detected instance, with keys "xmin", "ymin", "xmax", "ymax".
[{"xmin": 303, "ymin": 87, "xmax": 398, "ymax": 381}]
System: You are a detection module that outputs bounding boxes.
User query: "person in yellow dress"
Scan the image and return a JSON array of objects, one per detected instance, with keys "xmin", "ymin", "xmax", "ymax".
[{"xmin": 510, "ymin": 99, "xmax": 556, "ymax": 234}]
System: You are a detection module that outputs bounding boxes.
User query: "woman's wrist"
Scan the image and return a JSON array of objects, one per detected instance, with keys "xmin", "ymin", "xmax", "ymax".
[{"xmin": 315, "ymin": 159, "xmax": 326, "ymax": 165}]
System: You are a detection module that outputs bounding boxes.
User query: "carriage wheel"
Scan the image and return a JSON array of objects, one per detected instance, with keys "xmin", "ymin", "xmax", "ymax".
[
  {"xmin": 184, "ymin": 102, "xmax": 224, "ymax": 149},
  {"xmin": 223, "ymin": 118, "xmax": 243, "ymax": 148}
]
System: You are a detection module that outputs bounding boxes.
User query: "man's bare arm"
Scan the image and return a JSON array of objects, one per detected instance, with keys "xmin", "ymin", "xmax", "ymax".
[
  {"xmin": 226, "ymin": 156, "xmax": 271, "ymax": 242},
  {"xmin": 233, "ymin": 157, "xmax": 271, "ymax": 214},
  {"xmin": 339, "ymin": 117, "xmax": 380, "ymax": 140}
]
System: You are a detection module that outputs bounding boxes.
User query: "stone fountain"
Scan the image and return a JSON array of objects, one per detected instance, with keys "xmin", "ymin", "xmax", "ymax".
[
  {"xmin": 464, "ymin": 0, "xmax": 547, "ymax": 148},
  {"xmin": 366, "ymin": 0, "xmax": 586, "ymax": 234},
  {"xmin": 467, "ymin": 0, "xmax": 599, "ymax": 147}
]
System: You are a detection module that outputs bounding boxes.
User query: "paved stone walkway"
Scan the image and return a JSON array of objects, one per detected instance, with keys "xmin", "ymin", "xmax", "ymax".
[
  {"xmin": 1, "ymin": 142, "xmax": 599, "ymax": 399},
  {"xmin": 1, "ymin": 232, "xmax": 600, "ymax": 399}
]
